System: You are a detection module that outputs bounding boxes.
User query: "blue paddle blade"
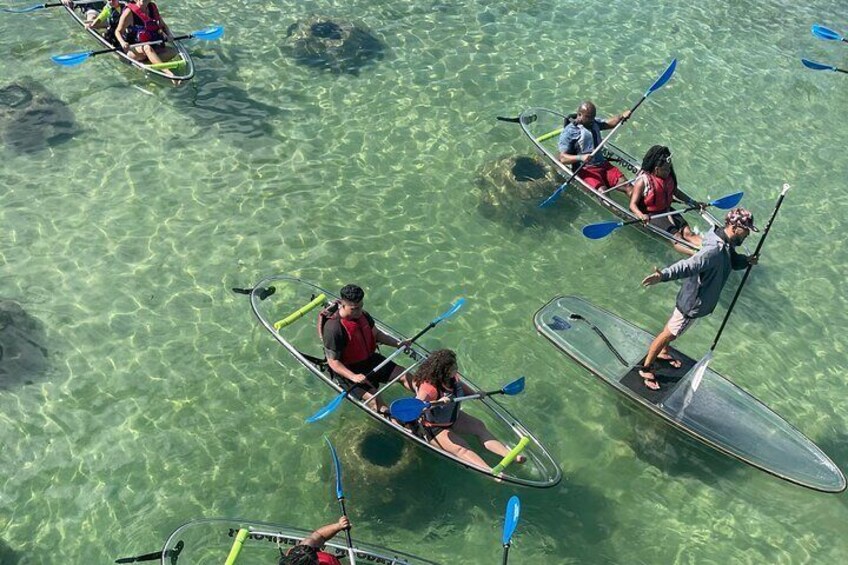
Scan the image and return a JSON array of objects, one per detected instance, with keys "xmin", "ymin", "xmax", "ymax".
[
  {"xmin": 325, "ymin": 437, "xmax": 344, "ymax": 500},
  {"xmin": 582, "ymin": 220, "xmax": 624, "ymax": 239},
  {"xmin": 801, "ymin": 58, "xmax": 835, "ymax": 72},
  {"xmin": 710, "ymin": 191, "xmax": 744, "ymax": 209},
  {"xmin": 646, "ymin": 58, "xmax": 677, "ymax": 95},
  {"xmin": 390, "ymin": 397, "xmax": 428, "ymax": 423},
  {"xmin": 502, "ymin": 496, "xmax": 521, "ymax": 545},
  {"xmin": 433, "ymin": 297, "xmax": 465, "ymax": 324},
  {"xmin": 51, "ymin": 51, "xmax": 93, "ymax": 67},
  {"xmin": 306, "ymin": 391, "xmax": 347, "ymax": 423},
  {"xmin": 193, "ymin": 25, "xmax": 225, "ymax": 40},
  {"xmin": 2, "ymin": 4, "xmax": 45, "ymax": 13},
  {"xmin": 812, "ymin": 24, "xmax": 843, "ymax": 42},
  {"xmin": 539, "ymin": 182, "xmax": 567, "ymax": 208},
  {"xmin": 501, "ymin": 376, "xmax": 525, "ymax": 396}
]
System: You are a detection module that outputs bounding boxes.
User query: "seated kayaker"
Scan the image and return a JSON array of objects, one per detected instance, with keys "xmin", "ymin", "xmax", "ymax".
[
  {"xmin": 84, "ymin": 0, "xmax": 125, "ymax": 46},
  {"xmin": 62, "ymin": 0, "xmax": 105, "ymax": 25},
  {"xmin": 114, "ymin": 0, "xmax": 177, "ymax": 71},
  {"xmin": 629, "ymin": 145, "xmax": 703, "ymax": 255},
  {"xmin": 278, "ymin": 516, "xmax": 349, "ymax": 565},
  {"xmin": 413, "ymin": 349, "xmax": 525, "ymax": 472},
  {"xmin": 321, "ymin": 284, "xmax": 412, "ymax": 415},
  {"xmin": 558, "ymin": 100, "xmax": 632, "ymax": 194}
]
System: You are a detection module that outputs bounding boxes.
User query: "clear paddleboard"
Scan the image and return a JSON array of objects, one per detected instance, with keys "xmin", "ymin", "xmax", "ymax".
[{"xmin": 534, "ymin": 295, "xmax": 846, "ymax": 493}]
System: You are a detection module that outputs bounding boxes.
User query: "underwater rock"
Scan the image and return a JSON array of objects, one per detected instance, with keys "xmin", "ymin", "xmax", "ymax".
[
  {"xmin": 0, "ymin": 300, "xmax": 49, "ymax": 389},
  {"xmin": 284, "ymin": 16, "xmax": 385, "ymax": 75},
  {"xmin": 475, "ymin": 154, "xmax": 560, "ymax": 227},
  {"xmin": 0, "ymin": 78, "xmax": 79, "ymax": 154},
  {"xmin": 340, "ymin": 423, "xmax": 411, "ymax": 486}
]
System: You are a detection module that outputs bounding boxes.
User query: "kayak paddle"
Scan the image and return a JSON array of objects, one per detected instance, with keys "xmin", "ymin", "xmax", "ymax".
[
  {"xmin": 51, "ymin": 25, "xmax": 224, "ymax": 66},
  {"xmin": 115, "ymin": 541, "xmax": 184, "ymax": 563},
  {"xmin": 2, "ymin": 0, "xmax": 101, "ymax": 13},
  {"xmin": 801, "ymin": 58, "xmax": 848, "ymax": 74},
  {"xmin": 389, "ymin": 376, "xmax": 526, "ymax": 423},
  {"xmin": 326, "ymin": 437, "xmax": 356, "ymax": 565},
  {"xmin": 681, "ymin": 184, "xmax": 791, "ymax": 413},
  {"xmin": 501, "ymin": 496, "xmax": 521, "ymax": 565},
  {"xmin": 539, "ymin": 58, "xmax": 678, "ymax": 208},
  {"xmin": 305, "ymin": 298, "xmax": 465, "ymax": 423},
  {"xmin": 581, "ymin": 191, "xmax": 744, "ymax": 240},
  {"xmin": 811, "ymin": 24, "xmax": 847, "ymax": 43}
]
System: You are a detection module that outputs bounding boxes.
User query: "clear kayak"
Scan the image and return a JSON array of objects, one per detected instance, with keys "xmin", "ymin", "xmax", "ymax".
[
  {"xmin": 515, "ymin": 107, "xmax": 721, "ymax": 252},
  {"xmin": 134, "ymin": 517, "xmax": 439, "ymax": 564},
  {"xmin": 63, "ymin": 3, "xmax": 195, "ymax": 84},
  {"xmin": 245, "ymin": 275, "xmax": 562, "ymax": 488},
  {"xmin": 534, "ymin": 295, "xmax": 846, "ymax": 493}
]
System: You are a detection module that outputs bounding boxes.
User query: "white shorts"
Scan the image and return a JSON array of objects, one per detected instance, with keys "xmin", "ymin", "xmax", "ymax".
[{"xmin": 666, "ymin": 308, "xmax": 696, "ymax": 337}]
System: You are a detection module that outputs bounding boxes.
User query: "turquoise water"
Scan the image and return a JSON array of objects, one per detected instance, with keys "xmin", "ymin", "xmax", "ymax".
[{"xmin": 1, "ymin": 0, "xmax": 848, "ymax": 562}]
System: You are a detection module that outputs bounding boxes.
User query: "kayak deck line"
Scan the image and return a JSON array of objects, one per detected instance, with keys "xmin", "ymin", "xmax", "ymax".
[
  {"xmin": 534, "ymin": 295, "xmax": 846, "ymax": 493},
  {"xmin": 247, "ymin": 274, "xmax": 562, "ymax": 488}
]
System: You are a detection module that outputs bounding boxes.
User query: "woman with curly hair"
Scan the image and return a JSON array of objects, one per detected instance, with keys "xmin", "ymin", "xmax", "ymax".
[
  {"xmin": 629, "ymin": 145, "xmax": 703, "ymax": 255},
  {"xmin": 412, "ymin": 349, "xmax": 525, "ymax": 471}
]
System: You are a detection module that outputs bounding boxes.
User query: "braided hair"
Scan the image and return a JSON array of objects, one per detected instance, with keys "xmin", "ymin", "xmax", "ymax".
[{"xmin": 640, "ymin": 145, "xmax": 677, "ymax": 185}]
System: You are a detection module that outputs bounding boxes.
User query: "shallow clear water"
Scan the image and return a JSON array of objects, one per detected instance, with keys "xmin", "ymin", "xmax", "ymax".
[{"xmin": 1, "ymin": 0, "xmax": 848, "ymax": 563}]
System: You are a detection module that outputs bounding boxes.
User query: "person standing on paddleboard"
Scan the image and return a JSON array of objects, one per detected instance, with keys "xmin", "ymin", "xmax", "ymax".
[
  {"xmin": 557, "ymin": 100, "xmax": 631, "ymax": 193},
  {"xmin": 639, "ymin": 208, "xmax": 759, "ymax": 390},
  {"xmin": 321, "ymin": 284, "xmax": 412, "ymax": 414}
]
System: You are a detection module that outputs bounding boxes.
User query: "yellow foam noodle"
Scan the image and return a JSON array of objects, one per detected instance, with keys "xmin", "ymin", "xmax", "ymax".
[
  {"xmin": 223, "ymin": 528, "xmax": 249, "ymax": 565},
  {"xmin": 274, "ymin": 293, "xmax": 326, "ymax": 330},
  {"xmin": 536, "ymin": 128, "xmax": 563, "ymax": 143},
  {"xmin": 146, "ymin": 59, "xmax": 187, "ymax": 70},
  {"xmin": 491, "ymin": 436, "xmax": 530, "ymax": 475}
]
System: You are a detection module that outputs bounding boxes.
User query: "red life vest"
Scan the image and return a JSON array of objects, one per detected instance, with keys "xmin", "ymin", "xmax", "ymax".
[
  {"xmin": 421, "ymin": 377, "xmax": 462, "ymax": 428},
  {"xmin": 127, "ymin": 2, "xmax": 163, "ymax": 43},
  {"xmin": 641, "ymin": 172, "xmax": 676, "ymax": 213},
  {"xmin": 318, "ymin": 302, "xmax": 376, "ymax": 366},
  {"xmin": 317, "ymin": 551, "xmax": 342, "ymax": 565}
]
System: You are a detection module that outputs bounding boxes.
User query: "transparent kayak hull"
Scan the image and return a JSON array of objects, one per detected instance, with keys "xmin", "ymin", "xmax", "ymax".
[
  {"xmin": 517, "ymin": 107, "xmax": 720, "ymax": 252},
  {"xmin": 246, "ymin": 275, "xmax": 562, "ymax": 488},
  {"xmin": 154, "ymin": 518, "xmax": 439, "ymax": 564},
  {"xmin": 534, "ymin": 295, "xmax": 846, "ymax": 493}
]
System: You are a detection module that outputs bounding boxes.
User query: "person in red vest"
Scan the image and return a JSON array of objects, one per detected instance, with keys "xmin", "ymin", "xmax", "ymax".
[
  {"xmin": 322, "ymin": 284, "xmax": 411, "ymax": 414},
  {"xmin": 278, "ymin": 517, "xmax": 350, "ymax": 565},
  {"xmin": 629, "ymin": 145, "xmax": 704, "ymax": 255},
  {"xmin": 114, "ymin": 0, "xmax": 177, "ymax": 72}
]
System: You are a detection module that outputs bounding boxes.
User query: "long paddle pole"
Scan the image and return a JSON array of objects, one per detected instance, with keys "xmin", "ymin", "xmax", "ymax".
[
  {"xmin": 325, "ymin": 438, "xmax": 356, "ymax": 565},
  {"xmin": 539, "ymin": 58, "xmax": 677, "ymax": 208},
  {"xmin": 801, "ymin": 58, "xmax": 848, "ymax": 74},
  {"xmin": 684, "ymin": 184, "xmax": 791, "ymax": 401}
]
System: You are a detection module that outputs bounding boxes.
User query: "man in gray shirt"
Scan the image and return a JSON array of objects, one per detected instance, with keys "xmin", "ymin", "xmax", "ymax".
[{"xmin": 639, "ymin": 208, "xmax": 759, "ymax": 390}]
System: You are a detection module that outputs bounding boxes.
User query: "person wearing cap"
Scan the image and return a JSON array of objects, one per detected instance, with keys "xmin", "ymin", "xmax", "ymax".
[
  {"xmin": 637, "ymin": 208, "xmax": 759, "ymax": 390},
  {"xmin": 557, "ymin": 100, "xmax": 632, "ymax": 193}
]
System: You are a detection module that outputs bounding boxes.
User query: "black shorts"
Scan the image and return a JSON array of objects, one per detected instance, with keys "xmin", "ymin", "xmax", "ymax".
[
  {"xmin": 649, "ymin": 212, "xmax": 688, "ymax": 235},
  {"xmin": 347, "ymin": 353, "xmax": 398, "ymax": 390}
]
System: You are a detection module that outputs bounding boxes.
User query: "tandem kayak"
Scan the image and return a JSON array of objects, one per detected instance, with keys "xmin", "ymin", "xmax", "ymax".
[
  {"xmin": 120, "ymin": 517, "xmax": 439, "ymax": 564},
  {"xmin": 245, "ymin": 275, "xmax": 562, "ymax": 488},
  {"xmin": 513, "ymin": 107, "xmax": 721, "ymax": 252},
  {"xmin": 534, "ymin": 295, "xmax": 846, "ymax": 493},
  {"xmin": 63, "ymin": 2, "xmax": 195, "ymax": 84}
]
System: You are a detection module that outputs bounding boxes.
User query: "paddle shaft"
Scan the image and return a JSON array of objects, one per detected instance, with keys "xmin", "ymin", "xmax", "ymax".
[
  {"xmin": 708, "ymin": 185, "xmax": 790, "ymax": 352},
  {"xmin": 369, "ymin": 358, "xmax": 422, "ymax": 402},
  {"xmin": 361, "ymin": 316, "xmax": 441, "ymax": 379},
  {"xmin": 88, "ymin": 33, "xmax": 192, "ymax": 58},
  {"xmin": 502, "ymin": 544, "xmax": 512, "ymax": 565},
  {"xmin": 336, "ymin": 496, "xmax": 356, "ymax": 558}
]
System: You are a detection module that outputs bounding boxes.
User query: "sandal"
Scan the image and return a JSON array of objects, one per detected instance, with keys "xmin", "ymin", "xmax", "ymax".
[
  {"xmin": 638, "ymin": 366, "xmax": 661, "ymax": 391},
  {"xmin": 657, "ymin": 352, "xmax": 682, "ymax": 369}
]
